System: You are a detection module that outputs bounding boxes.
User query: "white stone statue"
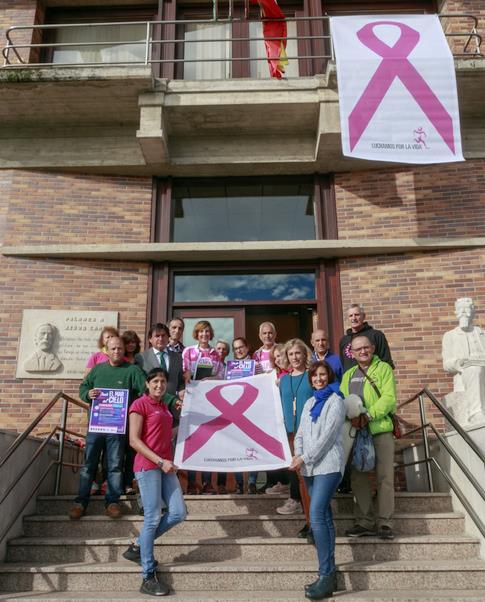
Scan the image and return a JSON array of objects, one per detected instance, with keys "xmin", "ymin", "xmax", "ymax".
[{"xmin": 442, "ymin": 298, "xmax": 485, "ymax": 426}]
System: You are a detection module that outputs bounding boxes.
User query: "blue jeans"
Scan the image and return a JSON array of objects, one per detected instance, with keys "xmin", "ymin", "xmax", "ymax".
[
  {"xmin": 75, "ymin": 432, "xmax": 125, "ymax": 507},
  {"xmin": 304, "ymin": 472, "xmax": 342, "ymax": 577},
  {"xmin": 135, "ymin": 469, "xmax": 187, "ymax": 578}
]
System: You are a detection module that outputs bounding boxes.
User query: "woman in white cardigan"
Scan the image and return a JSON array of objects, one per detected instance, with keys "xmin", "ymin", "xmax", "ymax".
[{"xmin": 290, "ymin": 360, "xmax": 346, "ymax": 600}]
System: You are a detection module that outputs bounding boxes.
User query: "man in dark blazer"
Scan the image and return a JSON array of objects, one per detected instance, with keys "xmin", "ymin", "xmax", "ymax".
[{"xmin": 135, "ymin": 322, "xmax": 185, "ymax": 397}]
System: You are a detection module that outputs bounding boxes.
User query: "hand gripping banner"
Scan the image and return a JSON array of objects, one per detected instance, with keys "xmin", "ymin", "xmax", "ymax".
[
  {"xmin": 174, "ymin": 373, "xmax": 292, "ymax": 471},
  {"xmin": 330, "ymin": 15, "xmax": 464, "ymax": 164}
]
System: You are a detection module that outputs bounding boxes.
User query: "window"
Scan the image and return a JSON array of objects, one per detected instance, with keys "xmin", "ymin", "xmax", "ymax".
[
  {"xmin": 174, "ymin": 272, "xmax": 316, "ymax": 302},
  {"xmin": 172, "ymin": 178, "xmax": 316, "ymax": 242},
  {"xmin": 43, "ymin": 7, "xmax": 156, "ymax": 66}
]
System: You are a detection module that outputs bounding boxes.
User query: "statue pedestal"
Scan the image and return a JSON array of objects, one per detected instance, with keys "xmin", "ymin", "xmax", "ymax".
[{"xmin": 444, "ymin": 392, "xmax": 485, "ymax": 430}]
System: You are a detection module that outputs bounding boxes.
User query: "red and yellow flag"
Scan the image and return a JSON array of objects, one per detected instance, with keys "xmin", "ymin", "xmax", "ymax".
[{"xmin": 252, "ymin": 0, "xmax": 288, "ymax": 79}]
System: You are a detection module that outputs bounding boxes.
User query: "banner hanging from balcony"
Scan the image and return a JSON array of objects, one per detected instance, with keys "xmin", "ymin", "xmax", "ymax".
[
  {"xmin": 330, "ymin": 15, "xmax": 464, "ymax": 163},
  {"xmin": 251, "ymin": 0, "xmax": 288, "ymax": 78},
  {"xmin": 174, "ymin": 373, "xmax": 292, "ymax": 471}
]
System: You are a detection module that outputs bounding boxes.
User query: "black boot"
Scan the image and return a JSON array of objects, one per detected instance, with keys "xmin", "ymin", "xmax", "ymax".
[
  {"xmin": 140, "ymin": 571, "xmax": 169, "ymax": 596},
  {"xmin": 305, "ymin": 574, "xmax": 335, "ymax": 599},
  {"xmin": 305, "ymin": 571, "xmax": 336, "ymax": 593}
]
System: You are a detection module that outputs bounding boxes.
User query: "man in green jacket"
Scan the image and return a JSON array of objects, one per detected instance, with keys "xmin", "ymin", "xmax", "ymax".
[
  {"xmin": 69, "ymin": 337, "xmax": 146, "ymax": 520},
  {"xmin": 340, "ymin": 335, "xmax": 397, "ymax": 540}
]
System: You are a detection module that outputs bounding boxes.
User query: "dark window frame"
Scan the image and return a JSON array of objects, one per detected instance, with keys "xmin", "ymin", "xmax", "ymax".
[{"xmin": 155, "ymin": 175, "xmax": 327, "ymax": 244}]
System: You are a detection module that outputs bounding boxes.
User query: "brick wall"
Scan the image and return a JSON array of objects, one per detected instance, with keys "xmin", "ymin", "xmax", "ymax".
[
  {"xmin": 0, "ymin": 254, "xmax": 150, "ymax": 432},
  {"xmin": 0, "ymin": 0, "xmax": 41, "ymax": 65},
  {"xmin": 338, "ymin": 248, "xmax": 485, "ymax": 432},
  {"xmin": 335, "ymin": 159, "xmax": 485, "ymax": 239},
  {"xmin": 440, "ymin": 0, "xmax": 485, "ymax": 55},
  {"xmin": 4, "ymin": 171, "xmax": 152, "ymax": 246},
  {"xmin": 0, "ymin": 169, "xmax": 153, "ymax": 432}
]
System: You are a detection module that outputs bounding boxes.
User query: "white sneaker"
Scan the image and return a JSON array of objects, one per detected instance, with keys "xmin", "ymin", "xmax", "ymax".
[
  {"xmin": 276, "ymin": 498, "xmax": 303, "ymax": 515},
  {"xmin": 265, "ymin": 482, "xmax": 290, "ymax": 495}
]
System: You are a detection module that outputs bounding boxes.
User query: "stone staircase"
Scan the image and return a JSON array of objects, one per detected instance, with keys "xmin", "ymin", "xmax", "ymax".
[{"xmin": 1, "ymin": 492, "xmax": 485, "ymax": 600}]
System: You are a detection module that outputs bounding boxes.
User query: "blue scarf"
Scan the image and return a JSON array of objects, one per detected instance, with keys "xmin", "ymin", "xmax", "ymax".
[{"xmin": 310, "ymin": 381, "xmax": 343, "ymax": 422}]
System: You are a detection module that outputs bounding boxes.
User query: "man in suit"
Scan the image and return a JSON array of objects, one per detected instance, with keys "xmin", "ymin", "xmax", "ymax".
[{"xmin": 136, "ymin": 323, "xmax": 185, "ymax": 397}]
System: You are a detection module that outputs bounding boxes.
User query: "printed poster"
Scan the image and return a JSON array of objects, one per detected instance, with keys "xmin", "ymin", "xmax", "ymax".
[
  {"xmin": 225, "ymin": 359, "xmax": 256, "ymax": 380},
  {"xmin": 88, "ymin": 388, "xmax": 129, "ymax": 435}
]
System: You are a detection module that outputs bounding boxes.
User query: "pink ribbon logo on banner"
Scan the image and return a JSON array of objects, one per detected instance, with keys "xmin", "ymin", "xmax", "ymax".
[
  {"xmin": 182, "ymin": 382, "xmax": 285, "ymax": 462},
  {"xmin": 348, "ymin": 21, "xmax": 455, "ymax": 153}
]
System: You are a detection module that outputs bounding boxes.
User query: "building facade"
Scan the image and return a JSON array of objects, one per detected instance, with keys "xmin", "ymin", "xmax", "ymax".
[{"xmin": 0, "ymin": 0, "xmax": 484, "ymax": 436}]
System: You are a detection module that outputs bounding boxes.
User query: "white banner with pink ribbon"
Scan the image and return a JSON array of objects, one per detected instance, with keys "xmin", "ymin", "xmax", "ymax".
[
  {"xmin": 174, "ymin": 373, "xmax": 292, "ymax": 471},
  {"xmin": 330, "ymin": 15, "xmax": 464, "ymax": 164}
]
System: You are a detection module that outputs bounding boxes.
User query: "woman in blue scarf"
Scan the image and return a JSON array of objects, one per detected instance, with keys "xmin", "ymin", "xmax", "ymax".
[{"xmin": 291, "ymin": 360, "xmax": 346, "ymax": 600}]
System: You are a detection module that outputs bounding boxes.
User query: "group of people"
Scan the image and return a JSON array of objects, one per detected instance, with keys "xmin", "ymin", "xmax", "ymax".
[{"xmin": 68, "ymin": 304, "xmax": 397, "ymax": 599}]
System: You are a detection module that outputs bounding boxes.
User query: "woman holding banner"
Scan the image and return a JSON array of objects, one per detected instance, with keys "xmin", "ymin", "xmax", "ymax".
[
  {"xmin": 276, "ymin": 339, "xmax": 313, "ymax": 524},
  {"xmin": 124, "ymin": 368, "xmax": 186, "ymax": 596},
  {"xmin": 182, "ymin": 320, "xmax": 223, "ymax": 494},
  {"xmin": 290, "ymin": 360, "xmax": 345, "ymax": 600}
]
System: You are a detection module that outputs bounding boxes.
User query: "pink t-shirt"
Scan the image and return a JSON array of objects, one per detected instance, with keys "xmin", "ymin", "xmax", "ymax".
[
  {"xmin": 129, "ymin": 394, "xmax": 174, "ymax": 472},
  {"xmin": 182, "ymin": 345, "xmax": 223, "ymax": 379},
  {"xmin": 86, "ymin": 351, "xmax": 109, "ymax": 369},
  {"xmin": 253, "ymin": 347, "xmax": 273, "ymax": 373}
]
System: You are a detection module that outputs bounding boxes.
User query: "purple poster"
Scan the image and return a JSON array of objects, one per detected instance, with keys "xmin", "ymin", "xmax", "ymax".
[
  {"xmin": 225, "ymin": 360, "xmax": 256, "ymax": 381},
  {"xmin": 88, "ymin": 388, "xmax": 129, "ymax": 435}
]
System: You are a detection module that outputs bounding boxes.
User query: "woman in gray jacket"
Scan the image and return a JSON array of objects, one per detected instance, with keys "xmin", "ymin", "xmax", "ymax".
[{"xmin": 290, "ymin": 360, "xmax": 346, "ymax": 600}]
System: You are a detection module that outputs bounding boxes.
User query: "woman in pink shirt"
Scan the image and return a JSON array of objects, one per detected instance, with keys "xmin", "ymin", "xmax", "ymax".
[
  {"xmin": 182, "ymin": 320, "xmax": 223, "ymax": 382},
  {"xmin": 182, "ymin": 320, "xmax": 222, "ymax": 494},
  {"xmin": 85, "ymin": 326, "xmax": 119, "ymax": 376},
  {"xmin": 123, "ymin": 368, "xmax": 186, "ymax": 596}
]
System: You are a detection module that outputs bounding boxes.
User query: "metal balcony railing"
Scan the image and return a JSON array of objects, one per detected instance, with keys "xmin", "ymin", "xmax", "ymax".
[{"xmin": 1, "ymin": 13, "xmax": 482, "ymax": 74}]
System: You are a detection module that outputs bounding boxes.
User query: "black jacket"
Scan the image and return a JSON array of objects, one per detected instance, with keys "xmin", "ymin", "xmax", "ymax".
[{"xmin": 339, "ymin": 322, "xmax": 395, "ymax": 371}]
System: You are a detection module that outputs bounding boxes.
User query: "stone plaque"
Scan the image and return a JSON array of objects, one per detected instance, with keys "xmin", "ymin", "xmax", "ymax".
[{"xmin": 16, "ymin": 310, "xmax": 118, "ymax": 380}]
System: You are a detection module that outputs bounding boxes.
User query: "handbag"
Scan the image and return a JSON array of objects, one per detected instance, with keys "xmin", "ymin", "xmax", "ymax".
[
  {"xmin": 362, "ymin": 369, "xmax": 401, "ymax": 439},
  {"xmin": 351, "ymin": 425, "xmax": 375, "ymax": 472}
]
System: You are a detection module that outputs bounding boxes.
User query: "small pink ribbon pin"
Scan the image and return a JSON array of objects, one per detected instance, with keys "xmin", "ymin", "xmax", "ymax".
[
  {"xmin": 348, "ymin": 21, "xmax": 455, "ymax": 153},
  {"xmin": 182, "ymin": 382, "xmax": 285, "ymax": 462}
]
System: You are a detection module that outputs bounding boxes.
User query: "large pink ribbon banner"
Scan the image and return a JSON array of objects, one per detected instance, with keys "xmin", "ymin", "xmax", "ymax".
[
  {"xmin": 331, "ymin": 15, "xmax": 463, "ymax": 164},
  {"xmin": 174, "ymin": 373, "xmax": 292, "ymax": 472}
]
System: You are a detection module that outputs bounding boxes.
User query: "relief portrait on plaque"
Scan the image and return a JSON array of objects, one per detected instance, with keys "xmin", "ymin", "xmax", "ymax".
[
  {"xmin": 24, "ymin": 323, "xmax": 63, "ymax": 373},
  {"xmin": 16, "ymin": 309, "xmax": 119, "ymax": 379}
]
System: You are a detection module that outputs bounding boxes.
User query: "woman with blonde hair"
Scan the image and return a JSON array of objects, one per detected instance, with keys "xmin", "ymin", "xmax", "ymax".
[{"xmin": 276, "ymin": 339, "xmax": 313, "ymax": 529}]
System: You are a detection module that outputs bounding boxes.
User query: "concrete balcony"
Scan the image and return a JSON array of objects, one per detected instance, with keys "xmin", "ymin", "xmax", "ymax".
[{"xmin": 0, "ymin": 59, "xmax": 484, "ymax": 176}]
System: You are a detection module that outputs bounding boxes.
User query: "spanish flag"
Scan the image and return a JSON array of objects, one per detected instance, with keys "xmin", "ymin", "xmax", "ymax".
[{"xmin": 252, "ymin": 0, "xmax": 288, "ymax": 79}]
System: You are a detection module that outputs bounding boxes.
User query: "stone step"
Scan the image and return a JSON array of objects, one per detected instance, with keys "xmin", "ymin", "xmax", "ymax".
[
  {"xmin": 2, "ymin": 591, "xmax": 485, "ymax": 602},
  {"xmin": 6, "ymin": 534, "xmax": 479, "ymax": 564},
  {"xmin": 22, "ymin": 512, "xmax": 465, "ymax": 538},
  {"xmin": 35, "ymin": 492, "xmax": 453, "ymax": 516},
  {"xmin": 0, "ymin": 559, "xmax": 484, "ymax": 592}
]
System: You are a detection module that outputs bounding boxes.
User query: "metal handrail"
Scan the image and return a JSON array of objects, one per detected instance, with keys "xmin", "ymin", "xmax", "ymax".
[
  {"xmin": 0, "ymin": 392, "xmax": 89, "ymax": 545},
  {"xmin": 1, "ymin": 13, "xmax": 482, "ymax": 70},
  {"xmin": 395, "ymin": 386, "xmax": 485, "ymax": 538}
]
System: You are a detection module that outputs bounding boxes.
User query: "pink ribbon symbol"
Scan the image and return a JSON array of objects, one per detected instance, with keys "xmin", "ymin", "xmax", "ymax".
[
  {"xmin": 182, "ymin": 382, "xmax": 285, "ymax": 462},
  {"xmin": 348, "ymin": 21, "xmax": 455, "ymax": 153}
]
